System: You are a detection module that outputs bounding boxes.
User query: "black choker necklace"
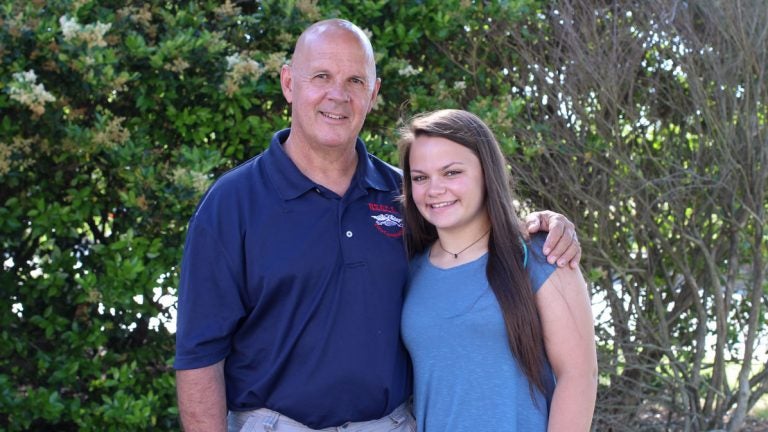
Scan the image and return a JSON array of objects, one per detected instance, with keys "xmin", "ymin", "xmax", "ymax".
[{"xmin": 438, "ymin": 229, "xmax": 491, "ymax": 259}]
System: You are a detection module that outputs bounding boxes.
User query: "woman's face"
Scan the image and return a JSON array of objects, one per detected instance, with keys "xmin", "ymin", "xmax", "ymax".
[{"xmin": 408, "ymin": 135, "xmax": 488, "ymax": 235}]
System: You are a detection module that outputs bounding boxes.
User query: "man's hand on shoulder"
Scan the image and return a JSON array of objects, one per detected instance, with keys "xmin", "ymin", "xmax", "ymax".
[{"xmin": 525, "ymin": 210, "xmax": 581, "ymax": 269}]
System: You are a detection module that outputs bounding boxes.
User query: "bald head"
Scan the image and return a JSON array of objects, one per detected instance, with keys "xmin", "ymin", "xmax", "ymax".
[
  {"xmin": 292, "ymin": 19, "xmax": 377, "ymax": 89},
  {"xmin": 279, "ymin": 18, "xmax": 381, "ymax": 157}
]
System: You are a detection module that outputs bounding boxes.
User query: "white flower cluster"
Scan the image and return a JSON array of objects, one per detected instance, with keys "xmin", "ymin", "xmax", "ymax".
[
  {"xmin": 117, "ymin": 4, "xmax": 153, "ymax": 28},
  {"xmin": 172, "ymin": 167, "xmax": 213, "ymax": 196},
  {"xmin": 92, "ymin": 116, "xmax": 130, "ymax": 148},
  {"xmin": 223, "ymin": 53, "xmax": 264, "ymax": 97},
  {"xmin": 59, "ymin": 15, "xmax": 112, "ymax": 49},
  {"xmin": 263, "ymin": 52, "xmax": 287, "ymax": 75},
  {"xmin": 398, "ymin": 64, "xmax": 420, "ymax": 77},
  {"xmin": 165, "ymin": 58, "xmax": 191, "ymax": 74},
  {"xmin": 214, "ymin": 0, "xmax": 241, "ymax": 18},
  {"xmin": 0, "ymin": 136, "xmax": 35, "ymax": 177},
  {"xmin": 296, "ymin": 0, "xmax": 321, "ymax": 21},
  {"xmin": 8, "ymin": 70, "xmax": 56, "ymax": 117}
]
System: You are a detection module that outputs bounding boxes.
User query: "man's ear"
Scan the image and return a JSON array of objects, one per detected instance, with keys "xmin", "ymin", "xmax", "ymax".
[
  {"xmin": 280, "ymin": 64, "xmax": 293, "ymax": 103},
  {"xmin": 367, "ymin": 77, "xmax": 382, "ymax": 113}
]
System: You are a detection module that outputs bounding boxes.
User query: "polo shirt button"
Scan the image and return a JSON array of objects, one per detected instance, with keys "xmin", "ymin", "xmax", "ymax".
[{"xmin": 346, "ymin": 230, "xmax": 353, "ymax": 238}]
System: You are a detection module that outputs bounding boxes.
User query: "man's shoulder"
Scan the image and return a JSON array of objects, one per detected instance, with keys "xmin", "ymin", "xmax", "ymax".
[
  {"xmin": 192, "ymin": 154, "xmax": 269, "ymax": 218},
  {"xmin": 366, "ymin": 152, "xmax": 401, "ymax": 174},
  {"xmin": 205, "ymin": 155, "xmax": 262, "ymax": 194},
  {"xmin": 364, "ymin": 151, "xmax": 403, "ymax": 192}
]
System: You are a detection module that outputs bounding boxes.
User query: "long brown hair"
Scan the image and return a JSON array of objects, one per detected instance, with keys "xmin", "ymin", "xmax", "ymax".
[{"xmin": 398, "ymin": 109, "xmax": 547, "ymax": 396}]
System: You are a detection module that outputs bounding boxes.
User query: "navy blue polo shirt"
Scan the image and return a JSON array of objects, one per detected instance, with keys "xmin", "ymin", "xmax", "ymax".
[{"xmin": 174, "ymin": 129, "xmax": 412, "ymax": 428}]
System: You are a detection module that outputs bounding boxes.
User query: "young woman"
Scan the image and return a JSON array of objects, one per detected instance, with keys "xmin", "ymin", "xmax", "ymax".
[{"xmin": 399, "ymin": 109, "xmax": 597, "ymax": 431}]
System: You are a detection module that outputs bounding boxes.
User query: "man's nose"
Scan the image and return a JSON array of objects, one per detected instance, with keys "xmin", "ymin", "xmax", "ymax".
[{"xmin": 327, "ymin": 80, "xmax": 351, "ymax": 102}]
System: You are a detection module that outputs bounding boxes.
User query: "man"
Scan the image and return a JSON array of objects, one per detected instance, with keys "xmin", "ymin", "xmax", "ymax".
[{"xmin": 175, "ymin": 19, "xmax": 581, "ymax": 432}]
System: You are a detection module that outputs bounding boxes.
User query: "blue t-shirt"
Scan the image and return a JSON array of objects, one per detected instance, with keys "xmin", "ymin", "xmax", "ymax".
[
  {"xmin": 174, "ymin": 129, "xmax": 411, "ymax": 429},
  {"xmin": 401, "ymin": 233, "xmax": 557, "ymax": 432}
]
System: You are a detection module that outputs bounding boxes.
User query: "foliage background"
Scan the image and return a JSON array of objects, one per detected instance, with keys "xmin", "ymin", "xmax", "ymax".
[{"xmin": 1, "ymin": 0, "xmax": 765, "ymax": 430}]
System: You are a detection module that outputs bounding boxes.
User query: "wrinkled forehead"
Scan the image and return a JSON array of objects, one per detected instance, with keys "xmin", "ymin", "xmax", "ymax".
[{"xmin": 293, "ymin": 22, "xmax": 376, "ymax": 74}]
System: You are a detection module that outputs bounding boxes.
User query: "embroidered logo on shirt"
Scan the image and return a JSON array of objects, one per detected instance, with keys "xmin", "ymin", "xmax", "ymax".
[
  {"xmin": 372, "ymin": 213, "xmax": 402, "ymax": 226},
  {"xmin": 368, "ymin": 203, "xmax": 404, "ymax": 238}
]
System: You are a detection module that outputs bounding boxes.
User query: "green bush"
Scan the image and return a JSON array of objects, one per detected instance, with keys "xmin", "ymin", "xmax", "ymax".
[
  {"xmin": 12, "ymin": 1, "xmax": 760, "ymax": 430},
  {"xmin": 1, "ymin": 0, "xmax": 545, "ymax": 429}
]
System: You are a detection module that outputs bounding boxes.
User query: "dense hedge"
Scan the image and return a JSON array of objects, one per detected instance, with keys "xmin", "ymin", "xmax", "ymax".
[
  {"xmin": 0, "ymin": 0, "xmax": 541, "ymax": 429},
  {"xmin": 5, "ymin": 1, "xmax": 767, "ymax": 430}
]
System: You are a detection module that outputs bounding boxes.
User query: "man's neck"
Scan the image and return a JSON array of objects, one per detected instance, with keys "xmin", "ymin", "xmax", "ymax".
[{"xmin": 284, "ymin": 137, "xmax": 359, "ymax": 196}]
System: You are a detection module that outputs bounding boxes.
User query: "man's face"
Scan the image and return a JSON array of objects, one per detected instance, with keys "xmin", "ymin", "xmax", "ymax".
[{"xmin": 281, "ymin": 28, "xmax": 380, "ymax": 151}]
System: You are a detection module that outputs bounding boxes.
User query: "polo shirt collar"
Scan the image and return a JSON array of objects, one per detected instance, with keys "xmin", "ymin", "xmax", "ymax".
[{"xmin": 264, "ymin": 129, "xmax": 394, "ymax": 201}]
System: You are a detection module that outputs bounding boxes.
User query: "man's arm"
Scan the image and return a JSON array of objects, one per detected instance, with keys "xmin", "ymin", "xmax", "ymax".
[
  {"xmin": 525, "ymin": 210, "xmax": 581, "ymax": 269},
  {"xmin": 177, "ymin": 360, "xmax": 227, "ymax": 432}
]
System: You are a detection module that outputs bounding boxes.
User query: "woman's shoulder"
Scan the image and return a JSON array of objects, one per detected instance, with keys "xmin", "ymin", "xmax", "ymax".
[{"xmin": 526, "ymin": 232, "xmax": 558, "ymax": 292}]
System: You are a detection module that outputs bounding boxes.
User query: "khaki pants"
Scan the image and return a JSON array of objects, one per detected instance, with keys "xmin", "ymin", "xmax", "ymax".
[{"xmin": 227, "ymin": 402, "xmax": 416, "ymax": 432}]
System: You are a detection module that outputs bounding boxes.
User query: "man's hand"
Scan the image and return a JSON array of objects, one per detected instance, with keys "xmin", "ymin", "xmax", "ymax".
[{"xmin": 525, "ymin": 210, "xmax": 581, "ymax": 269}]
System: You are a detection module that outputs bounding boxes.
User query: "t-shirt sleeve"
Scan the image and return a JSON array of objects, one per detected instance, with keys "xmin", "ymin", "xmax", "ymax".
[{"xmin": 525, "ymin": 232, "xmax": 558, "ymax": 293}]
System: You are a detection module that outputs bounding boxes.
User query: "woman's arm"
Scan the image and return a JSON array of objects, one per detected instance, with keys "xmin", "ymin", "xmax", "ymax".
[{"xmin": 536, "ymin": 266, "xmax": 598, "ymax": 432}]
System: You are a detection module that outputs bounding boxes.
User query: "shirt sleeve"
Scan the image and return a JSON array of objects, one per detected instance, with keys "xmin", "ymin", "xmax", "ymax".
[
  {"xmin": 174, "ymin": 214, "xmax": 246, "ymax": 370},
  {"xmin": 525, "ymin": 233, "xmax": 558, "ymax": 293}
]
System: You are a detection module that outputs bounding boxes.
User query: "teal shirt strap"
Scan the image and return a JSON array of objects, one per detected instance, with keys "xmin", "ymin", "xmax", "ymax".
[{"xmin": 522, "ymin": 239, "xmax": 529, "ymax": 269}]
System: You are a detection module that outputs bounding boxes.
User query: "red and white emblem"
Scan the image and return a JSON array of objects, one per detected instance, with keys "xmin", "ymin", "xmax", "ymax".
[{"xmin": 368, "ymin": 203, "xmax": 403, "ymax": 238}]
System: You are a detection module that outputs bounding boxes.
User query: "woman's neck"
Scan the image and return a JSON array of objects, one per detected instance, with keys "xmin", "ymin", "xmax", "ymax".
[{"xmin": 430, "ymin": 220, "xmax": 491, "ymax": 268}]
